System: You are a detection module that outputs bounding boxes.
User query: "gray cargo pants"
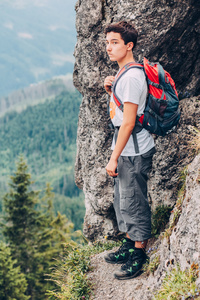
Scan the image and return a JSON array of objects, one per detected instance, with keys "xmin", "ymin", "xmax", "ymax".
[{"xmin": 113, "ymin": 147, "xmax": 156, "ymax": 241}]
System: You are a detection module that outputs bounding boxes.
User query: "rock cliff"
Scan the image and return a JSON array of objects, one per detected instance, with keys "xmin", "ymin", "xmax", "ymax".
[
  {"xmin": 87, "ymin": 153, "xmax": 200, "ymax": 299},
  {"xmin": 73, "ymin": 0, "xmax": 200, "ymax": 241}
]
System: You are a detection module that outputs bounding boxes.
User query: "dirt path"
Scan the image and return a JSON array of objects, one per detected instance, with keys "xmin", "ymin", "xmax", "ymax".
[{"xmin": 87, "ymin": 248, "xmax": 154, "ymax": 300}]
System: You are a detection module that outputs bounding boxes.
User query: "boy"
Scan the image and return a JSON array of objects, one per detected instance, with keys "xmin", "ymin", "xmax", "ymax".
[{"xmin": 104, "ymin": 21, "xmax": 156, "ymax": 280}]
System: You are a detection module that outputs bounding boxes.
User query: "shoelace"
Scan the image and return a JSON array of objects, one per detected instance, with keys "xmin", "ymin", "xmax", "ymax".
[
  {"xmin": 114, "ymin": 242, "xmax": 127, "ymax": 256},
  {"xmin": 114, "ymin": 238, "xmax": 135, "ymax": 255},
  {"xmin": 121, "ymin": 249, "xmax": 135, "ymax": 269},
  {"xmin": 121, "ymin": 249, "xmax": 144, "ymax": 270}
]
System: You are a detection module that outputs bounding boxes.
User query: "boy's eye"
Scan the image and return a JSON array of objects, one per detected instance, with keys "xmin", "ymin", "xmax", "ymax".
[{"xmin": 105, "ymin": 41, "xmax": 118, "ymax": 46}]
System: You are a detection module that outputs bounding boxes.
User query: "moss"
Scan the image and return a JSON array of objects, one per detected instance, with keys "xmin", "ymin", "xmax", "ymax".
[
  {"xmin": 151, "ymin": 204, "xmax": 172, "ymax": 238},
  {"xmin": 163, "ymin": 167, "xmax": 188, "ymax": 243}
]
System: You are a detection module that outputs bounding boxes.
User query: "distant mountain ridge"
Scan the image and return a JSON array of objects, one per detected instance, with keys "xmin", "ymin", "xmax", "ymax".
[
  {"xmin": 0, "ymin": 0, "xmax": 77, "ymax": 97},
  {"xmin": 0, "ymin": 75, "xmax": 75, "ymax": 117}
]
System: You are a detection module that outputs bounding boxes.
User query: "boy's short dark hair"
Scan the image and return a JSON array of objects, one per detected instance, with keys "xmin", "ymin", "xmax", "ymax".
[{"xmin": 104, "ymin": 21, "xmax": 138, "ymax": 49}]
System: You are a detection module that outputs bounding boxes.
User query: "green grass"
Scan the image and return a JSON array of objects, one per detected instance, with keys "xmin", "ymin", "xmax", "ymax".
[
  {"xmin": 143, "ymin": 255, "xmax": 160, "ymax": 275},
  {"xmin": 47, "ymin": 240, "xmax": 120, "ymax": 300},
  {"xmin": 153, "ymin": 263, "xmax": 200, "ymax": 300}
]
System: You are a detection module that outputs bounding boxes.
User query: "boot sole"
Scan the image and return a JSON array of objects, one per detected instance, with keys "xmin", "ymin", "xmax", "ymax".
[
  {"xmin": 114, "ymin": 269, "xmax": 143, "ymax": 280},
  {"xmin": 104, "ymin": 257, "xmax": 129, "ymax": 264}
]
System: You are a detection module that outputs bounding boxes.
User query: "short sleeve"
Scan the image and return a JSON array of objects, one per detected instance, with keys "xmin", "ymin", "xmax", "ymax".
[{"xmin": 120, "ymin": 75, "xmax": 143, "ymax": 105}]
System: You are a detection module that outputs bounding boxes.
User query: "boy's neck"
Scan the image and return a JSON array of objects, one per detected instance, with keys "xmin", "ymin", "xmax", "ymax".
[{"xmin": 118, "ymin": 54, "xmax": 135, "ymax": 69}]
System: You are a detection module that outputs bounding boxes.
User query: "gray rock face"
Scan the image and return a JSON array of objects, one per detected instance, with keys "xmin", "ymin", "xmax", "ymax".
[
  {"xmin": 149, "ymin": 152, "xmax": 200, "ymax": 297},
  {"xmin": 88, "ymin": 154, "xmax": 200, "ymax": 300},
  {"xmin": 73, "ymin": 0, "xmax": 200, "ymax": 240},
  {"xmin": 149, "ymin": 96, "xmax": 200, "ymax": 210},
  {"xmin": 167, "ymin": 153, "xmax": 200, "ymax": 271}
]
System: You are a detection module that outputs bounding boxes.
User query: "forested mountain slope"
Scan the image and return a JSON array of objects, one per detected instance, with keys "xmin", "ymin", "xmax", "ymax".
[{"xmin": 0, "ymin": 88, "xmax": 85, "ymax": 230}]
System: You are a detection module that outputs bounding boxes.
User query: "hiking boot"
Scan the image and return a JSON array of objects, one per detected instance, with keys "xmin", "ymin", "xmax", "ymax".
[
  {"xmin": 114, "ymin": 248, "xmax": 148, "ymax": 280},
  {"xmin": 104, "ymin": 238, "xmax": 135, "ymax": 264}
]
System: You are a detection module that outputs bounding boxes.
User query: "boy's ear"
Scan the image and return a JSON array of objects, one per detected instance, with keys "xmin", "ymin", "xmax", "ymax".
[{"xmin": 127, "ymin": 42, "xmax": 134, "ymax": 50}]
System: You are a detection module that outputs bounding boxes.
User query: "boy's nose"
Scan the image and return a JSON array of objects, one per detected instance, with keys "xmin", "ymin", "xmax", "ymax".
[{"xmin": 107, "ymin": 43, "xmax": 112, "ymax": 51}]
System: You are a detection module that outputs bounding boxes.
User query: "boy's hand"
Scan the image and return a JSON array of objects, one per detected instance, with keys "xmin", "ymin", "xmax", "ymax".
[
  {"xmin": 104, "ymin": 76, "xmax": 115, "ymax": 96},
  {"xmin": 106, "ymin": 158, "xmax": 118, "ymax": 177}
]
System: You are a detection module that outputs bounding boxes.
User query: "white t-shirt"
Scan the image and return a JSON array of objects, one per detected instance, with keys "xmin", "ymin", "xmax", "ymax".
[{"xmin": 110, "ymin": 67, "xmax": 155, "ymax": 156}]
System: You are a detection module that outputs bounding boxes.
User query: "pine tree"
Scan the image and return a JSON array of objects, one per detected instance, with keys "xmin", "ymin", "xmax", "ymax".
[
  {"xmin": 39, "ymin": 183, "xmax": 75, "ymax": 255},
  {"xmin": 3, "ymin": 156, "xmax": 42, "ymax": 298},
  {"xmin": 3, "ymin": 157, "xmax": 79, "ymax": 299},
  {"xmin": 0, "ymin": 242, "xmax": 29, "ymax": 300},
  {"xmin": 34, "ymin": 183, "xmax": 76, "ymax": 295}
]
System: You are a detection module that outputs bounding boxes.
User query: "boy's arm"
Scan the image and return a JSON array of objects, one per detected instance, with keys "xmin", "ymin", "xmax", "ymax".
[{"xmin": 106, "ymin": 102, "xmax": 138, "ymax": 177}]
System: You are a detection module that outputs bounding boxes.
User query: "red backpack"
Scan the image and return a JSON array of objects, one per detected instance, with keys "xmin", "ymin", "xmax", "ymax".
[{"xmin": 112, "ymin": 57, "xmax": 180, "ymax": 137}]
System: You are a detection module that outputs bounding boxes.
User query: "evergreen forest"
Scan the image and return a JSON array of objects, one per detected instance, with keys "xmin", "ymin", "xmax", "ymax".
[
  {"xmin": 0, "ymin": 89, "xmax": 85, "ymax": 231},
  {"xmin": 0, "ymin": 157, "xmax": 82, "ymax": 299},
  {"xmin": 0, "ymin": 87, "xmax": 86, "ymax": 298}
]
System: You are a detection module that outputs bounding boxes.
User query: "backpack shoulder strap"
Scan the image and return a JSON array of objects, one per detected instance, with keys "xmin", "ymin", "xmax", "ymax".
[{"xmin": 112, "ymin": 62, "xmax": 144, "ymax": 111}]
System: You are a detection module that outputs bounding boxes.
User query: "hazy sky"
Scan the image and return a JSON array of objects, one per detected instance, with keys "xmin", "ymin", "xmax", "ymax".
[{"xmin": 0, "ymin": 0, "xmax": 77, "ymax": 95}]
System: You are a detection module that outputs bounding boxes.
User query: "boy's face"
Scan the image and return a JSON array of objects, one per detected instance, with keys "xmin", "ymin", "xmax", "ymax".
[{"xmin": 106, "ymin": 31, "xmax": 132, "ymax": 64}]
